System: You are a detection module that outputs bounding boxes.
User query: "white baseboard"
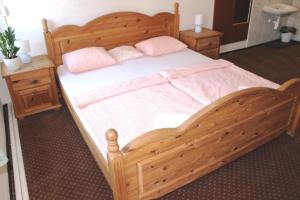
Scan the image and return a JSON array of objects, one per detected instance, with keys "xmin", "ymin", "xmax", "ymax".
[
  {"xmin": 220, "ymin": 40, "xmax": 248, "ymax": 53},
  {"xmin": 7, "ymin": 103, "xmax": 29, "ymax": 200}
]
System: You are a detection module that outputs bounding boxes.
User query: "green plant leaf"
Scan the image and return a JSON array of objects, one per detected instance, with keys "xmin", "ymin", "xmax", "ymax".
[{"xmin": 0, "ymin": 26, "xmax": 19, "ymax": 59}]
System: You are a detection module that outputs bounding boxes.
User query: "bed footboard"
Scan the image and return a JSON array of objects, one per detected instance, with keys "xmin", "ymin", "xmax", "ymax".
[{"xmin": 106, "ymin": 78, "xmax": 300, "ymax": 200}]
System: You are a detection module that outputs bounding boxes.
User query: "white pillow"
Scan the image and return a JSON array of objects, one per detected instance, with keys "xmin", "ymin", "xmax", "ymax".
[{"xmin": 108, "ymin": 46, "xmax": 144, "ymax": 63}]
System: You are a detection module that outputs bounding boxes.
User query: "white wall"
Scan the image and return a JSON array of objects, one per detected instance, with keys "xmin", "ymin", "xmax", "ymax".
[
  {"xmin": 287, "ymin": 0, "xmax": 300, "ymax": 41},
  {"xmin": 0, "ymin": 0, "xmax": 215, "ymax": 104}
]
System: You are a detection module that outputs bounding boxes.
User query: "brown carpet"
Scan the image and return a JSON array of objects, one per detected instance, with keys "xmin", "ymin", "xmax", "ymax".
[
  {"xmin": 18, "ymin": 44, "xmax": 300, "ymax": 200},
  {"xmin": 19, "ymin": 105, "xmax": 113, "ymax": 200},
  {"xmin": 221, "ymin": 42, "xmax": 300, "ymax": 84}
]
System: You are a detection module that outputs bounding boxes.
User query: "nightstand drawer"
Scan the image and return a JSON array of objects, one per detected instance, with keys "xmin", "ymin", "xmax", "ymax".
[
  {"xmin": 16, "ymin": 85, "xmax": 54, "ymax": 113},
  {"xmin": 199, "ymin": 48, "xmax": 219, "ymax": 59},
  {"xmin": 196, "ymin": 37, "xmax": 220, "ymax": 51},
  {"xmin": 10, "ymin": 69, "xmax": 51, "ymax": 91}
]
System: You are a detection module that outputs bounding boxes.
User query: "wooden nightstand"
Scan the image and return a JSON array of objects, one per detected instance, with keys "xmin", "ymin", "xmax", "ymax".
[
  {"xmin": 180, "ymin": 28, "xmax": 223, "ymax": 59},
  {"xmin": 1, "ymin": 55, "xmax": 61, "ymax": 119}
]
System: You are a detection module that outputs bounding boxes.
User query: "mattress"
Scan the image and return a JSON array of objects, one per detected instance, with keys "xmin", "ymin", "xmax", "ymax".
[{"xmin": 57, "ymin": 49, "xmax": 278, "ymax": 161}]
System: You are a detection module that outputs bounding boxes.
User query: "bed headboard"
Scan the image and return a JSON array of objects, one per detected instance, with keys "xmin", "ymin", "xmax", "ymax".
[{"xmin": 42, "ymin": 3, "xmax": 179, "ymax": 67}]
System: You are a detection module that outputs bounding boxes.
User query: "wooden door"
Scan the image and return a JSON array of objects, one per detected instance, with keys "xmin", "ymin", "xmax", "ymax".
[{"xmin": 213, "ymin": 0, "xmax": 252, "ymax": 44}]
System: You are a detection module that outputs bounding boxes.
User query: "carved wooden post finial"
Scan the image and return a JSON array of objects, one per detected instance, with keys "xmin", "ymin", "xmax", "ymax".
[
  {"xmin": 106, "ymin": 129, "xmax": 128, "ymax": 200},
  {"xmin": 175, "ymin": 2, "xmax": 179, "ymax": 15},
  {"xmin": 41, "ymin": 18, "xmax": 55, "ymax": 64},
  {"xmin": 286, "ymin": 79, "xmax": 300, "ymax": 136},
  {"xmin": 42, "ymin": 18, "xmax": 49, "ymax": 33},
  {"xmin": 174, "ymin": 3, "xmax": 180, "ymax": 39},
  {"xmin": 106, "ymin": 129, "xmax": 120, "ymax": 153}
]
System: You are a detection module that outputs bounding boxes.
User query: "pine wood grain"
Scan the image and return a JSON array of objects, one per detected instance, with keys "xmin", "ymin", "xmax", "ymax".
[
  {"xmin": 41, "ymin": 3, "xmax": 300, "ymax": 199},
  {"xmin": 120, "ymin": 79, "xmax": 300, "ymax": 199},
  {"xmin": 180, "ymin": 28, "xmax": 223, "ymax": 59},
  {"xmin": 1, "ymin": 55, "xmax": 61, "ymax": 119},
  {"xmin": 42, "ymin": 4, "xmax": 180, "ymax": 68}
]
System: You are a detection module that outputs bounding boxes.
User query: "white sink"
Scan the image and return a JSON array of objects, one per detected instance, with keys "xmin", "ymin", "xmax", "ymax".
[{"xmin": 263, "ymin": 3, "xmax": 298, "ymax": 16}]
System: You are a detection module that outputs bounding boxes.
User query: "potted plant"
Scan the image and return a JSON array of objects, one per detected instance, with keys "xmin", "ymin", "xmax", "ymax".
[
  {"xmin": 280, "ymin": 26, "xmax": 297, "ymax": 43},
  {"xmin": 0, "ymin": 27, "xmax": 21, "ymax": 71}
]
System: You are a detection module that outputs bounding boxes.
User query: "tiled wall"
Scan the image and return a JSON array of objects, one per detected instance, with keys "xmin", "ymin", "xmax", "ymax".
[
  {"xmin": 247, "ymin": 0, "xmax": 293, "ymax": 46},
  {"xmin": 287, "ymin": 0, "xmax": 300, "ymax": 41}
]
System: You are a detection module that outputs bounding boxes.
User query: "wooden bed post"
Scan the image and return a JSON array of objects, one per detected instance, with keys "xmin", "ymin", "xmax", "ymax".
[
  {"xmin": 288, "ymin": 98, "xmax": 300, "ymax": 136},
  {"xmin": 106, "ymin": 129, "xmax": 128, "ymax": 200},
  {"xmin": 174, "ymin": 3, "xmax": 180, "ymax": 39},
  {"xmin": 282, "ymin": 79, "xmax": 300, "ymax": 136},
  {"xmin": 42, "ymin": 19, "xmax": 55, "ymax": 65}
]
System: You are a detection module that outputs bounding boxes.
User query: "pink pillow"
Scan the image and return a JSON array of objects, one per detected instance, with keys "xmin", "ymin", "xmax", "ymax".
[
  {"xmin": 135, "ymin": 36, "xmax": 187, "ymax": 56},
  {"xmin": 62, "ymin": 47, "xmax": 117, "ymax": 73},
  {"xmin": 108, "ymin": 46, "xmax": 144, "ymax": 63}
]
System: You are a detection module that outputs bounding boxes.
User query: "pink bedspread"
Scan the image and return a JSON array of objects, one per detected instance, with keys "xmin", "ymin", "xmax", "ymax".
[
  {"xmin": 159, "ymin": 59, "xmax": 231, "ymax": 79},
  {"xmin": 75, "ymin": 74, "xmax": 169, "ymax": 108},
  {"xmin": 73, "ymin": 59, "xmax": 279, "ymax": 156},
  {"xmin": 75, "ymin": 59, "xmax": 231, "ymax": 108},
  {"xmin": 161, "ymin": 60, "xmax": 279, "ymax": 106},
  {"xmin": 77, "ymin": 83, "xmax": 204, "ymax": 154}
]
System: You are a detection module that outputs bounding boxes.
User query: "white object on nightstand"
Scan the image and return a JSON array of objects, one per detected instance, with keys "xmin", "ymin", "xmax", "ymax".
[
  {"xmin": 15, "ymin": 39, "xmax": 31, "ymax": 64},
  {"xmin": 3, "ymin": 57, "xmax": 22, "ymax": 71},
  {"xmin": 195, "ymin": 14, "xmax": 203, "ymax": 33}
]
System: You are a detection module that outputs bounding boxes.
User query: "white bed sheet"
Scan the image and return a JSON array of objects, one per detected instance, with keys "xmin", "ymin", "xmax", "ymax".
[{"xmin": 58, "ymin": 49, "xmax": 212, "ymax": 160}]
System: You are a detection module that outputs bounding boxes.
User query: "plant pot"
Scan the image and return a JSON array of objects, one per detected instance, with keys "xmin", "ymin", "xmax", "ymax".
[
  {"xmin": 3, "ymin": 57, "xmax": 22, "ymax": 71},
  {"xmin": 281, "ymin": 32, "xmax": 293, "ymax": 43}
]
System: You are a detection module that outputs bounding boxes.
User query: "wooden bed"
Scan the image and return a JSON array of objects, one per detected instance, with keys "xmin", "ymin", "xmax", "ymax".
[{"xmin": 42, "ymin": 3, "xmax": 300, "ymax": 200}]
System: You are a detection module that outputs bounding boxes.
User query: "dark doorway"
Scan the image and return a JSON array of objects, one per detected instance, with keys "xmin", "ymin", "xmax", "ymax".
[{"xmin": 213, "ymin": 0, "xmax": 252, "ymax": 45}]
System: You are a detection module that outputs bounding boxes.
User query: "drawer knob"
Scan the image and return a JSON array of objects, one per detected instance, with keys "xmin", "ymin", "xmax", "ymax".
[
  {"xmin": 208, "ymin": 42, "xmax": 212, "ymax": 46},
  {"xmin": 30, "ymin": 79, "xmax": 38, "ymax": 84}
]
